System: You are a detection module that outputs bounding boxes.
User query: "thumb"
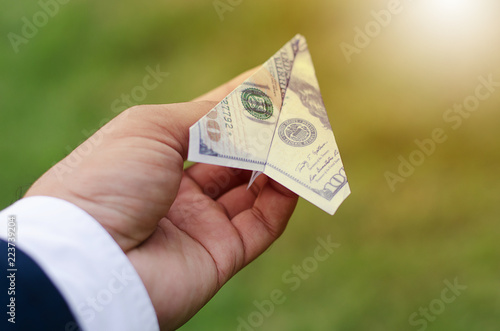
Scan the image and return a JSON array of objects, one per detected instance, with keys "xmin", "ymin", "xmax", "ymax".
[
  {"xmin": 115, "ymin": 101, "xmax": 217, "ymax": 160},
  {"xmin": 118, "ymin": 66, "xmax": 257, "ymax": 159}
]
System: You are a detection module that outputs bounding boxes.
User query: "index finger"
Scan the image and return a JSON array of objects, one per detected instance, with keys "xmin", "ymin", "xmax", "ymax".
[{"xmin": 192, "ymin": 66, "xmax": 260, "ymax": 102}]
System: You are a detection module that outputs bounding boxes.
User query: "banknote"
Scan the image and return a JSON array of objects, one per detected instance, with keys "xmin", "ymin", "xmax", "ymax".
[{"xmin": 188, "ymin": 34, "xmax": 350, "ymax": 215}]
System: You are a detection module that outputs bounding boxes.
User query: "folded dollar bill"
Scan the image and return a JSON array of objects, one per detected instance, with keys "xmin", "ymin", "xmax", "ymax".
[{"xmin": 188, "ymin": 34, "xmax": 350, "ymax": 215}]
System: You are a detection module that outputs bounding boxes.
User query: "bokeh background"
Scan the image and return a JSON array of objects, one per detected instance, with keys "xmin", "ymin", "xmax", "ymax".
[{"xmin": 2, "ymin": 0, "xmax": 500, "ymax": 330}]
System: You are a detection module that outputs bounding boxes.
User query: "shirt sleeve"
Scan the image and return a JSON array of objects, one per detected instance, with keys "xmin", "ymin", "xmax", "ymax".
[{"xmin": 0, "ymin": 196, "xmax": 159, "ymax": 331}]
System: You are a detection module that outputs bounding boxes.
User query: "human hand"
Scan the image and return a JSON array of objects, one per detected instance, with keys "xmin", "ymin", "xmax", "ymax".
[{"xmin": 25, "ymin": 69, "xmax": 298, "ymax": 330}]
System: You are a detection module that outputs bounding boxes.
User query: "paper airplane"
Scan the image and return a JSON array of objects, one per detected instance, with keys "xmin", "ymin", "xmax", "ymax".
[{"xmin": 188, "ymin": 34, "xmax": 350, "ymax": 215}]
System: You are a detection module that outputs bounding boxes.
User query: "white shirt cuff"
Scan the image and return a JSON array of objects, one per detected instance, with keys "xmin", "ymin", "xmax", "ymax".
[{"xmin": 0, "ymin": 196, "xmax": 159, "ymax": 331}]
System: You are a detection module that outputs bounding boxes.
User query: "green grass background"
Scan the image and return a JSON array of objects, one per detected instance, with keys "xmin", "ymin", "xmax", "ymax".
[{"xmin": 1, "ymin": 0, "xmax": 500, "ymax": 330}]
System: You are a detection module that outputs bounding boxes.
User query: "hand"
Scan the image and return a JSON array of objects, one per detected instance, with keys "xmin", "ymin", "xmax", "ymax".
[{"xmin": 25, "ymin": 69, "xmax": 298, "ymax": 330}]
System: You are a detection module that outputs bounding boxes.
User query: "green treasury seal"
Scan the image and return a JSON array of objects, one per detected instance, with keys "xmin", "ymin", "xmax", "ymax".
[
  {"xmin": 278, "ymin": 118, "xmax": 317, "ymax": 147},
  {"xmin": 241, "ymin": 88, "xmax": 273, "ymax": 120}
]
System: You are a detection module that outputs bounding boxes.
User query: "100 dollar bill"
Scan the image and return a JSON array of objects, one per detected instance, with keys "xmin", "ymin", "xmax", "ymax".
[{"xmin": 188, "ymin": 34, "xmax": 350, "ymax": 215}]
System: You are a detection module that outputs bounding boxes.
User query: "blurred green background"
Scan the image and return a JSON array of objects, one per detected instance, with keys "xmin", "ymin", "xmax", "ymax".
[{"xmin": 2, "ymin": 0, "xmax": 500, "ymax": 330}]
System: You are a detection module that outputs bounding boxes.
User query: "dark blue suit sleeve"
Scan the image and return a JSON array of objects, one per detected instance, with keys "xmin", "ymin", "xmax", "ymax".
[{"xmin": 0, "ymin": 239, "xmax": 82, "ymax": 331}]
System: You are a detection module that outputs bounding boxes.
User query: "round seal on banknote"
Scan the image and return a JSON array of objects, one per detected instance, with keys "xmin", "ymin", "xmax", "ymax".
[
  {"xmin": 241, "ymin": 88, "xmax": 273, "ymax": 120},
  {"xmin": 278, "ymin": 118, "xmax": 317, "ymax": 147}
]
